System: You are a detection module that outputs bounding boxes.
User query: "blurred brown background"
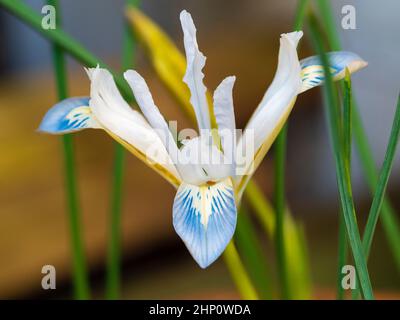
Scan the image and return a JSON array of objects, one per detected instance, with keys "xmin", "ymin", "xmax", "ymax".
[{"xmin": 0, "ymin": 0, "xmax": 399, "ymax": 299}]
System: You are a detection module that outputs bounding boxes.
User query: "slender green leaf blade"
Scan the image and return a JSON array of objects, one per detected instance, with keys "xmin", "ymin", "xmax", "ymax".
[
  {"xmin": 363, "ymin": 94, "xmax": 400, "ymax": 256},
  {"xmin": 308, "ymin": 15, "xmax": 374, "ymax": 299},
  {"xmin": 315, "ymin": 0, "xmax": 400, "ymax": 272},
  {"xmin": 235, "ymin": 206, "xmax": 273, "ymax": 299},
  {"xmin": 336, "ymin": 69, "xmax": 352, "ymax": 300}
]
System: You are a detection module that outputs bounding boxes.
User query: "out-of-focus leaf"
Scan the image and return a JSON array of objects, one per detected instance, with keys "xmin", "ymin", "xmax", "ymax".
[
  {"xmin": 284, "ymin": 212, "xmax": 312, "ymax": 299},
  {"xmin": 245, "ymin": 181, "xmax": 312, "ymax": 299}
]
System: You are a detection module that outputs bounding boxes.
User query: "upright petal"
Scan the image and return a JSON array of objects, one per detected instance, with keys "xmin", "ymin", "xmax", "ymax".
[
  {"xmin": 300, "ymin": 51, "xmax": 367, "ymax": 93},
  {"xmin": 180, "ymin": 10, "xmax": 211, "ymax": 131},
  {"xmin": 38, "ymin": 97, "xmax": 100, "ymax": 134},
  {"xmin": 173, "ymin": 178, "xmax": 237, "ymax": 268},
  {"xmin": 235, "ymin": 32, "xmax": 303, "ymax": 196},
  {"xmin": 125, "ymin": 70, "xmax": 228, "ymax": 185},
  {"xmin": 244, "ymin": 31, "xmax": 303, "ymax": 151},
  {"xmin": 213, "ymin": 76, "xmax": 237, "ymax": 176}
]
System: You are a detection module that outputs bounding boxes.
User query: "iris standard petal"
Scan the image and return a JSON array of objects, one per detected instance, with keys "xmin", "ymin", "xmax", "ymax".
[
  {"xmin": 213, "ymin": 76, "xmax": 237, "ymax": 176},
  {"xmin": 173, "ymin": 178, "xmax": 237, "ymax": 268},
  {"xmin": 126, "ymin": 7, "xmax": 217, "ymax": 129},
  {"xmin": 125, "ymin": 69, "xmax": 227, "ymax": 185},
  {"xmin": 38, "ymin": 97, "xmax": 100, "ymax": 134},
  {"xmin": 180, "ymin": 10, "xmax": 211, "ymax": 131},
  {"xmin": 300, "ymin": 51, "xmax": 367, "ymax": 93}
]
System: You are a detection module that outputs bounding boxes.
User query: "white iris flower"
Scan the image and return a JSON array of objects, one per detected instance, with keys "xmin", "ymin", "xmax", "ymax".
[{"xmin": 39, "ymin": 10, "xmax": 367, "ymax": 268}]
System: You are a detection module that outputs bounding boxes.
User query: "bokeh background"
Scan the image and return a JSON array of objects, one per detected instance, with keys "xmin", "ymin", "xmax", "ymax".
[{"xmin": 0, "ymin": 0, "xmax": 399, "ymax": 298}]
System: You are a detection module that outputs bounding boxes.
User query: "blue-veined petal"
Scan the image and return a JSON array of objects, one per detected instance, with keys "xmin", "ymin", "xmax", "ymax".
[
  {"xmin": 300, "ymin": 51, "xmax": 367, "ymax": 93},
  {"xmin": 38, "ymin": 97, "xmax": 100, "ymax": 134},
  {"xmin": 173, "ymin": 178, "xmax": 237, "ymax": 268},
  {"xmin": 39, "ymin": 67, "xmax": 182, "ymax": 187}
]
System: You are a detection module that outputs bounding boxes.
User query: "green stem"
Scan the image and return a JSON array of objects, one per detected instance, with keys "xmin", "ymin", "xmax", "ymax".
[
  {"xmin": 273, "ymin": 0, "xmax": 309, "ymax": 300},
  {"xmin": 106, "ymin": 143, "xmax": 125, "ymax": 300},
  {"xmin": 336, "ymin": 213, "xmax": 348, "ymax": 299},
  {"xmin": 336, "ymin": 70, "xmax": 352, "ymax": 300},
  {"xmin": 315, "ymin": 0, "xmax": 341, "ymax": 51},
  {"xmin": 235, "ymin": 205, "xmax": 272, "ymax": 299},
  {"xmin": 308, "ymin": 15, "xmax": 374, "ymax": 299},
  {"xmin": 315, "ymin": 0, "xmax": 400, "ymax": 272},
  {"xmin": 273, "ymin": 144, "xmax": 289, "ymax": 299},
  {"xmin": 223, "ymin": 242, "xmax": 259, "ymax": 300},
  {"xmin": 61, "ymin": 136, "xmax": 90, "ymax": 299},
  {"xmin": 106, "ymin": 0, "xmax": 140, "ymax": 300},
  {"xmin": 293, "ymin": 0, "xmax": 310, "ymax": 29},
  {"xmin": 48, "ymin": 0, "xmax": 90, "ymax": 299}
]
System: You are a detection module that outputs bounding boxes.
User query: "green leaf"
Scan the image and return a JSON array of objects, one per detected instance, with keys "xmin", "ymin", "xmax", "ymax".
[
  {"xmin": 235, "ymin": 206, "xmax": 273, "ymax": 299},
  {"xmin": 362, "ymin": 94, "xmax": 400, "ymax": 256},
  {"xmin": 308, "ymin": 14, "xmax": 374, "ymax": 300},
  {"xmin": 336, "ymin": 69, "xmax": 352, "ymax": 300},
  {"xmin": 245, "ymin": 181, "xmax": 312, "ymax": 299},
  {"xmin": 223, "ymin": 242, "xmax": 259, "ymax": 300},
  {"xmin": 315, "ymin": 0, "xmax": 400, "ymax": 273}
]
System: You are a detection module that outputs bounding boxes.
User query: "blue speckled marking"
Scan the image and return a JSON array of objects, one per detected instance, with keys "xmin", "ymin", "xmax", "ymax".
[
  {"xmin": 172, "ymin": 181, "xmax": 237, "ymax": 268},
  {"xmin": 38, "ymin": 97, "xmax": 94, "ymax": 134},
  {"xmin": 300, "ymin": 51, "xmax": 365, "ymax": 92}
]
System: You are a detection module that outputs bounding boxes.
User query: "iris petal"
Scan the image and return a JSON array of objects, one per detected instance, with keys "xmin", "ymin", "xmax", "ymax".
[
  {"xmin": 235, "ymin": 32, "xmax": 303, "ymax": 198},
  {"xmin": 173, "ymin": 178, "xmax": 237, "ymax": 268},
  {"xmin": 88, "ymin": 67, "xmax": 182, "ymax": 187},
  {"xmin": 180, "ymin": 10, "xmax": 211, "ymax": 131},
  {"xmin": 213, "ymin": 76, "xmax": 237, "ymax": 176},
  {"xmin": 300, "ymin": 51, "xmax": 367, "ymax": 93},
  {"xmin": 38, "ymin": 97, "xmax": 100, "ymax": 134}
]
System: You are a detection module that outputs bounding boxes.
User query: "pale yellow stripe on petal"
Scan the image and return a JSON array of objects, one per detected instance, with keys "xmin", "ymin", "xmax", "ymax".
[
  {"xmin": 235, "ymin": 98, "xmax": 296, "ymax": 200},
  {"xmin": 106, "ymin": 129, "xmax": 182, "ymax": 188}
]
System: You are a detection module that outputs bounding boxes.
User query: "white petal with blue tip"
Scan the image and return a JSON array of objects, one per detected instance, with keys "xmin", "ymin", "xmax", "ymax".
[
  {"xmin": 300, "ymin": 51, "xmax": 367, "ymax": 93},
  {"xmin": 38, "ymin": 97, "xmax": 100, "ymax": 134}
]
